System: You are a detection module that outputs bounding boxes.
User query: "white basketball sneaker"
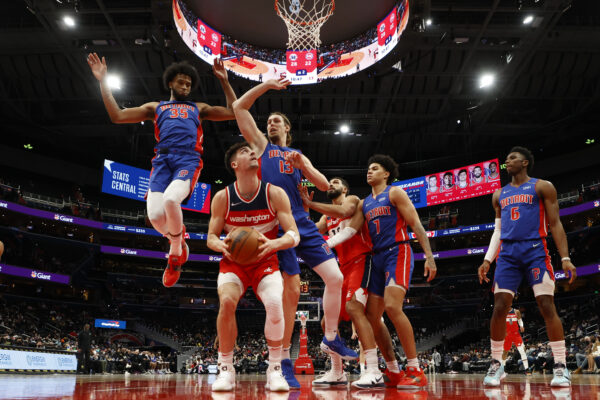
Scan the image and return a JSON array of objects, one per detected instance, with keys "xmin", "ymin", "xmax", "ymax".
[
  {"xmin": 265, "ymin": 363, "xmax": 290, "ymax": 392},
  {"xmin": 351, "ymin": 368, "xmax": 385, "ymax": 389},
  {"xmin": 212, "ymin": 364, "xmax": 235, "ymax": 392},
  {"xmin": 312, "ymin": 369, "xmax": 348, "ymax": 386}
]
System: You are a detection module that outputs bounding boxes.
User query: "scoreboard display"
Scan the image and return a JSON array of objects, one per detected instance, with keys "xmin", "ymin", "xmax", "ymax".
[
  {"xmin": 393, "ymin": 159, "xmax": 501, "ymax": 208},
  {"xmin": 286, "ymin": 50, "xmax": 318, "ymax": 84}
]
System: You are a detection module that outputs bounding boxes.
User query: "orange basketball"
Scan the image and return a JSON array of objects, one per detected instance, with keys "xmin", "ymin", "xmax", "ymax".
[
  {"xmin": 227, "ymin": 227, "xmax": 260, "ymax": 265},
  {"xmin": 0, "ymin": 240, "xmax": 3, "ymax": 259}
]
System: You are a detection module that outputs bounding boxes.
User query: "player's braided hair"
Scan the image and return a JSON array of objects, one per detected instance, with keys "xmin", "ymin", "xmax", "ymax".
[
  {"xmin": 163, "ymin": 61, "xmax": 199, "ymax": 91},
  {"xmin": 367, "ymin": 154, "xmax": 399, "ymax": 184},
  {"xmin": 510, "ymin": 146, "xmax": 534, "ymax": 173}
]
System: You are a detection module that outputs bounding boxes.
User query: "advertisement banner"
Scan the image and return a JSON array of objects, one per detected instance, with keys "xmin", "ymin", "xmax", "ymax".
[
  {"xmin": 0, "ymin": 263, "xmax": 70, "ymax": 285},
  {"xmin": 101, "ymin": 159, "xmax": 211, "ymax": 213},
  {"xmin": 94, "ymin": 319, "xmax": 127, "ymax": 330},
  {"xmin": 0, "ymin": 349, "xmax": 77, "ymax": 371}
]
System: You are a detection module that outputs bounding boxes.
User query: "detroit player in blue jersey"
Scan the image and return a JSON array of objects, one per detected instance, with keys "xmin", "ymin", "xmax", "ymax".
[
  {"xmin": 328, "ymin": 154, "xmax": 437, "ymax": 389},
  {"xmin": 478, "ymin": 146, "xmax": 577, "ymax": 387},
  {"xmin": 87, "ymin": 53, "xmax": 237, "ymax": 287},
  {"xmin": 232, "ymin": 78, "xmax": 357, "ymax": 388}
]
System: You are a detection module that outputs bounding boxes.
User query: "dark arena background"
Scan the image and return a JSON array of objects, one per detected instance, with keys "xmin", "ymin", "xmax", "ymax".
[{"xmin": 1, "ymin": 0, "xmax": 599, "ymax": 399}]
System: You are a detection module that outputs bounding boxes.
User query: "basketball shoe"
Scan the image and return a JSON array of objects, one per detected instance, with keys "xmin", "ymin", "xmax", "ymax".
[
  {"xmin": 212, "ymin": 363, "xmax": 235, "ymax": 392},
  {"xmin": 320, "ymin": 334, "xmax": 359, "ymax": 360},
  {"xmin": 313, "ymin": 369, "xmax": 348, "ymax": 386},
  {"xmin": 265, "ymin": 363, "xmax": 290, "ymax": 392},
  {"xmin": 163, "ymin": 226, "xmax": 188, "ymax": 287},
  {"xmin": 384, "ymin": 368, "xmax": 405, "ymax": 388},
  {"xmin": 550, "ymin": 363, "xmax": 571, "ymax": 387},
  {"xmin": 396, "ymin": 366, "xmax": 427, "ymax": 389},
  {"xmin": 483, "ymin": 360, "xmax": 506, "ymax": 387},
  {"xmin": 351, "ymin": 368, "xmax": 385, "ymax": 389},
  {"xmin": 280, "ymin": 358, "xmax": 301, "ymax": 389}
]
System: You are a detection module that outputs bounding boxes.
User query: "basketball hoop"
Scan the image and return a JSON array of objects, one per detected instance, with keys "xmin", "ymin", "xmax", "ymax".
[{"xmin": 275, "ymin": 0, "xmax": 335, "ymax": 50}]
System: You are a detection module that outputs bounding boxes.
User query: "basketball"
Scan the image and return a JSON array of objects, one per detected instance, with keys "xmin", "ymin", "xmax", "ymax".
[
  {"xmin": 227, "ymin": 227, "xmax": 260, "ymax": 264},
  {"xmin": 0, "ymin": 240, "xmax": 3, "ymax": 259}
]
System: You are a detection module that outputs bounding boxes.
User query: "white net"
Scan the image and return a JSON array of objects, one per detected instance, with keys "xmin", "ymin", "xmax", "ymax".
[{"xmin": 275, "ymin": 0, "xmax": 335, "ymax": 50}]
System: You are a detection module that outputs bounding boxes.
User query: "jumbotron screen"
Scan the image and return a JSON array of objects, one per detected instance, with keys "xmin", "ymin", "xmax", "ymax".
[
  {"xmin": 393, "ymin": 159, "xmax": 501, "ymax": 208},
  {"xmin": 173, "ymin": 0, "xmax": 409, "ymax": 85}
]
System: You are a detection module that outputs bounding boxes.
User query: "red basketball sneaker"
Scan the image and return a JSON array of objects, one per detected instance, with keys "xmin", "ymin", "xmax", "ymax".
[
  {"xmin": 384, "ymin": 368, "xmax": 405, "ymax": 388},
  {"xmin": 396, "ymin": 366, "xmax": 427, "ymax": 389},
  {"xmin": 162, "ymin": 226, "xmax": 189, "ymax": 287}
]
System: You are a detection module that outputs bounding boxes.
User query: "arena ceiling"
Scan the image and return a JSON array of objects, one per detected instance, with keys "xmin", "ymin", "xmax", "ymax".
[{"xmin": 1, "ymin": 0, "xmax": 599, "ymax": 187}]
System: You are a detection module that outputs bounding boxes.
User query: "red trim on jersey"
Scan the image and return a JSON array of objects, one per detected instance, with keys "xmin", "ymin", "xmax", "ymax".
[
  {"xmin": 542, "ymin": 238, "xmax": 555, "ymax": 280},
  {"xmin": 153, "ymin": 112, "xmax": 160, "ymax": 142},
  {"xmin": 394, "ymin": 208, "xmax": 408, "ymax": 243},
  {"xmin": 194, "ymin": 123, "xmax": 204, "ymax": 154},
  {"xmin": 538, "ymin": 198, "xmax": 548, "ymax": 237},
  {"xmin": 265, "ymin": 183, "xmax": 276, "ymax": 216},
  {"xmin": 234, "ymin": 181, "xmax": 261, "ymax": 204}
]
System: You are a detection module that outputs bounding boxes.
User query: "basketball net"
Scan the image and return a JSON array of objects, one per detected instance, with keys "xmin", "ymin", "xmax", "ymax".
[
  {"xmin": 299, "ymin": 313, "xmax": 307, "ymax": 331},
  {"xmin": 275, "ymin": 0, "xmax": 335, "ymax": 50}
]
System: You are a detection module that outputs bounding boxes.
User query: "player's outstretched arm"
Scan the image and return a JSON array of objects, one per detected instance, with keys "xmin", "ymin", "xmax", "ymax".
[
  {"xmin": 285, "ymin": 152, "xmax": 329, "ymax": 191},
  {"xmin": 298, "ymin": 183, "xmax": 359, "ymax": 219},
  {"xmin": 479, "ymin": 189, "xmax": 502, "ymax": 284},
  {"xmin": 232, "ymin": 79, "xmax": 290, "ymax": 155},
  {"xmin": 516, "ymin": 309, "xmax": 525, "ymax": 333},
  {"xmin": 206, "ymin": 190, "xmax": 232, "ymax": 259},
  {"xmin": 87, "ymin": 53, "xmax": 156, "ymax": 123},
  {"xmin": 197, "ymin": 58, "xmax": 237, "ymax": 122},
  {"xmin": 255, "ymin": 185, "xmax": 299, "ymax": 259},
  {"xmin": 391, "ymin": 187, "xmax": 437, "ymax": 282},
  {"xmin": 326, "ymin": 200, "xmax": 365, "ymax": 248},
  {"xmin": 539, "ymin": 179, "xmax": 577, "ymax": 283}
]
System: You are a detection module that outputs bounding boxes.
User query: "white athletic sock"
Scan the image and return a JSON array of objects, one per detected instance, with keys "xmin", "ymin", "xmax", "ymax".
[
  {"xmin": 549, "ymin": 340, "xmax": 566, "ymax": 365},
  {"xmin": 517, "ymin": 344, "xmax": 529, "ymax": 369},
  {"xmin": 282, "ymin": 347, "xmax": 290, "ymax": 360},
  {"xmin": 407, "ymin": 358, "xmax": 419, "ymax": 368},
  {"xmin": 268, "ymin": 345, "xmax": 283, "ymax": 365},
  {"xmin": 386, "ymin": 359, "xmax": 400, "ymax": 373},
  {"xmin": 491, "ymin": 339, "xmax": 505, "ymax": 366},
  {"xmin": 218, "ymin": 351, "xmax": 234, "ymax": 366},
  {"xmin": 331, "ymin": 353, "xmax": 343, "ymax": 374},
  {"xmin": 364, "ymin": 348, "xmax": 378, "ymax": 371}
]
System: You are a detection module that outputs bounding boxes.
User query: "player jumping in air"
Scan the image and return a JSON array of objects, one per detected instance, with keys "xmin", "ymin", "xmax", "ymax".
[
  {"xmin": 87, "ymin": 53, "xmax": 236, "ymax": 287},
  {"xmin": 478, "ymin": 146, "xmax": 576, "ymax": 387}
]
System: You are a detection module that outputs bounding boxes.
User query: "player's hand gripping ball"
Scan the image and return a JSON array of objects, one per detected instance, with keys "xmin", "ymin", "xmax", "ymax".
[{"xmin": 227, "ymin": 227, "xmax": 260, "ymax": 265}]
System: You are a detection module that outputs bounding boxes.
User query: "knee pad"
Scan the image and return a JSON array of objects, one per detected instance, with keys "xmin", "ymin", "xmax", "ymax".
[{"xmin": 257, "ymin": 272, "xmax": 284, "ymax": 341}]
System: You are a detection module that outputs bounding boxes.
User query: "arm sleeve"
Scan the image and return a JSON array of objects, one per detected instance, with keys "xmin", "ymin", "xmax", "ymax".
[
  {"xmin": 484, "ymin": 218, "xmax": 502, "ymax": 263},
  {"xmin": 326, "ymin": 227, "xmax": 357, "ymax": 248}
]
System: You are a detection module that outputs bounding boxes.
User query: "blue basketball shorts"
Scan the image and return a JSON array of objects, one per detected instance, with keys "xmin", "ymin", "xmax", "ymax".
[
  {"xmin": 493, "ymin": 238, "xmax": 555, "ymax": 296},
  {"xmin": 148, "ymin": 150, "xmax": 203, "ymax": 200},
  {"xmin": 277, "ymin": 210, "xmax": 336, "ymax": 275},
  {"xmin": 368, "ymin": 242, "xmax": 414, "ymax": 297}
]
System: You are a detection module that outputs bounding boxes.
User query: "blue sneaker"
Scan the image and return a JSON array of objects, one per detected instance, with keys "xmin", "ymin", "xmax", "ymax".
[
  {"xmin": 551, "ymin": 363, "xmax": 571, "ymax": 387},
  {"xmin": 280, "ymin": 358, "xmax": 300, "ymax": 389},
  {"xmin": 320, "ymin": 335, "xmax": 358, "ymax": 360},
  {"xmin": 483, "ymin": 359, "xmax": 506, "ymax": 387}
]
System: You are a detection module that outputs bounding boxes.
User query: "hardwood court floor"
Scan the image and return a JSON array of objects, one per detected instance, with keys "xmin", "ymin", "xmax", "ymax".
[{"xmin": 0, "ymin": 372, "xmax": 597, "ymax": 399}]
